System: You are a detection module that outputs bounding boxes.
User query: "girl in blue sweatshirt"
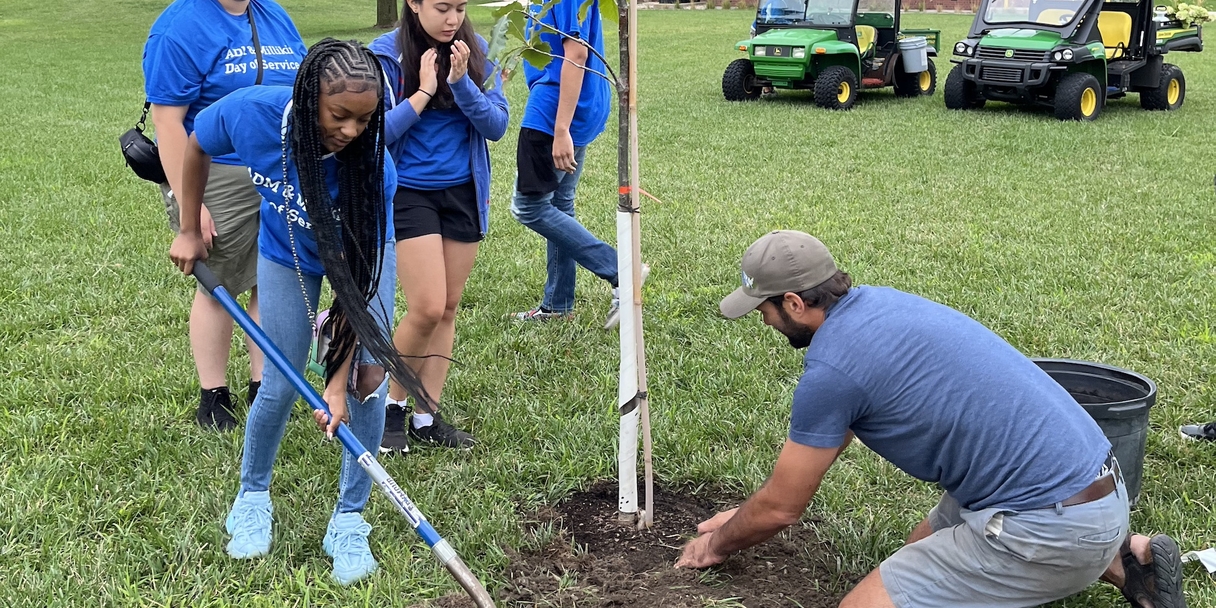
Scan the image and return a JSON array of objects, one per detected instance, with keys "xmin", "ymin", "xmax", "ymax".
[{"xmin": 369, "ymin": 0, "xmax": 508, "ymax": 453}]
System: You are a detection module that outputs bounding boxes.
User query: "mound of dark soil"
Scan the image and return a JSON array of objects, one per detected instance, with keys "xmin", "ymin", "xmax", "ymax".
[{"xmin": 423, "ymin": 481, "xmax": 858, "ymax": 607}]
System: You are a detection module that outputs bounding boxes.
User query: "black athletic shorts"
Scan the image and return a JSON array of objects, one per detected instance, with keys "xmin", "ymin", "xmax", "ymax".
[
  {"xmin": 516, "ymin": 127, "xmax": 560, "ymax": 196},
  {"xmin": 392, "ymin": 181, "xmax": 482, "ymax": 243}
]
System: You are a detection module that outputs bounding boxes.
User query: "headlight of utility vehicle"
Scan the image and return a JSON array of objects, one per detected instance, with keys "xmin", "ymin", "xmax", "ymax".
[
  {"xmin": 793, "ymin": 47, "xmax": 806, "ymax": 58},
  {"xmin": 954, "ymin": 42, "xmax": 974, "ymax": 56},
  {"xmin": 1052, "ymin": 49, "xmax": 1074, "ymax": 61}
]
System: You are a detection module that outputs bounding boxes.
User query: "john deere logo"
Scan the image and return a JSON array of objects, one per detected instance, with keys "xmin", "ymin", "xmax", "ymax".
[
  {"xmin": 1004, "ymin": 49, "xmax": 1015, "ymax": 58},
  {"xmin": 774, "ymin": 47, "xmax": 783, "ymax": 56}
]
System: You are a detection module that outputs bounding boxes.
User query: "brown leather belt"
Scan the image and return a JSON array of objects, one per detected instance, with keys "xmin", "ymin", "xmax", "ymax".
[
  {"xmin": 1057, "ymin": 473, "xmax": 1117, "ymax": 508},
  {"xmin": 1039, "ymin": 452, "xmax": 1120, "ymax": 509}
]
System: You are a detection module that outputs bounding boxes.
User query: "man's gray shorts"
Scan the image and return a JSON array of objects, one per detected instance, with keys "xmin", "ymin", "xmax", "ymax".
[
  {"xmin": 879, "ymin": 475, "xmax": 1129, "ymax": 608},
  {"xmin": 160, "ymin": 162, "xmax": 260, "ymax": 295}
]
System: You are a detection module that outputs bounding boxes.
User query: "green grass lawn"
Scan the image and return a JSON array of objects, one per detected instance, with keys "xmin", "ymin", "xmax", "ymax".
[{"xmin": 2, "ymin": 0, "xmax": 1214, "ymax": 605}]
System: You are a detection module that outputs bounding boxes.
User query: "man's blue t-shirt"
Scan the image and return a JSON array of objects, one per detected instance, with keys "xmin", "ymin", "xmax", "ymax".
[
  {"xmin": 143, "ymin": 0, "xmax": 305, "ymax": 165},
  {"xmin": 789, "ymin": 286, "xmax": 1111, "ymax": 512},
  {"xmin": 520, "ymin": 0, "xmax": 611, "ymax": 147},
  {"xmin": 398, "ymin": 108, "xmax": 472, "ymax": 190},
  {"xmin": 193, "ymin": 87, "xmax": 397, "ymax": 276}
]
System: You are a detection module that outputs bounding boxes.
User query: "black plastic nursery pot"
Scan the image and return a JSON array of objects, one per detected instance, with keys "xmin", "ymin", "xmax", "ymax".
[{"xmin": 1033, "ymin": 358, "xmax": 1157, "ymax": 507}]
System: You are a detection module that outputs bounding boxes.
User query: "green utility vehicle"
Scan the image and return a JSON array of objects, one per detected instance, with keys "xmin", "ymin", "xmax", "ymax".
[
  {"xmin": 945, "ymin": 0, "xmax": 1204, "ymax": 120},
  {"xmin": 722, "ymin": 0, "xmax": 942, "ymax": 109}
]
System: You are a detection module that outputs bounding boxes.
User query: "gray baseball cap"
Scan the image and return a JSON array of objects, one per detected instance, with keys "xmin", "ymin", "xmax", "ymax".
[{"xmin": 720, "ymin": 230, "xmax": 838, "ymax": 319}]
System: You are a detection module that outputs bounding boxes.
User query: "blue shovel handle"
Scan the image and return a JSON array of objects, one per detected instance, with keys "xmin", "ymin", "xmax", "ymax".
[{"xmin": 192, "ymin": 262, "xmax": 494, "ymax": 606}]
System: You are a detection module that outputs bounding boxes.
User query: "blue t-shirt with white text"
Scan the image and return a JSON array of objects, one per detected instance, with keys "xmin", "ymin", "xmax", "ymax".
[
  {"xmin": 789, "ymin": 286, "xmax": 1111, "ymax": 512},
  {"xmin": 520, "ymin": 0, "xmax": 611, "ymax": 147},
  {"xmin": 193, "ymin": 87, "xmax": 397, "ymax": 276},
  {"xmin": 143, "ymin": 0, "xmax": 305, "ymax": 165}
]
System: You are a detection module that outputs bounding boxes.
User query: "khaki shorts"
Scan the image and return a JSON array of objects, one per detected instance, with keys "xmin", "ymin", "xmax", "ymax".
[
  {"xmin": 160, "ymin": 162, "xmax": 260, "ymax": 294},
  {"xmin": 879, "ymin": 473, "xmax": 1129, "ymax": 608}
]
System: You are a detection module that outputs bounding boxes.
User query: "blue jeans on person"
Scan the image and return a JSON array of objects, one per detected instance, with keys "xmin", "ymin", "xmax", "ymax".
[
  {"xmin": 509, "ymin": 145, "xmax": 618, "ymax": 313},
  {"xmin": 238, "ymin": 246, "xmax": 395, "ymax": 514}
]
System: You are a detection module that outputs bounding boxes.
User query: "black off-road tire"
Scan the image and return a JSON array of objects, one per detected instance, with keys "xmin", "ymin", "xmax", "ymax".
[
  {"xmin": 894, "ymin": 59, "xmax": 937, "ymax": 97},
  {"xmin": 813, "ymin": 66, "xmax": 859, "ymax": 110},
  {"xmin": 1054, "ymin": 71, "xmax": 1103, "ymax": 121},
  {"xmin": 723, "ymin": 58, "xmax": 762, "ymax": 101},
  {"xmin": 943, "ymin": 64, "xmax": 985, "ymax": 110},
  {"xmin": 1140, "ymin": 63, "xmax": 1185, "ymax": 111}
]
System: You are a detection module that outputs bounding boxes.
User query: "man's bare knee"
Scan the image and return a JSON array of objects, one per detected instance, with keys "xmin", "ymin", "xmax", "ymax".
[
  {"xmin": 839, "ymin": 569, "xmax": 896, "ymax": 608},
  {"xmin": 354, "ymin": 364, "xmax": 385, "ymax": 402}
]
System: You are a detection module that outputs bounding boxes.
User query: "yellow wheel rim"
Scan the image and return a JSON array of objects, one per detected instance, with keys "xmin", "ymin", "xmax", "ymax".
[
  {"xmin": 1167, "ymin": 78, "xmax": 1180, "ymax": 105},
  {"xmin": 1081, "ymin": 88, "xmax": 1097, "ymax": 117},
  {"xmin": 837, "ymin": 81, "xmax": 851, "ymax": 103},
  {"xmin": 919, "ymin": 71, "xmax": 931, "ymax": 91}
]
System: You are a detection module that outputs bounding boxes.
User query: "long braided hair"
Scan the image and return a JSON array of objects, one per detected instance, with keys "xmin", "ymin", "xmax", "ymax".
[
  {"xmin": 291, "ymin": 38, "xmax": 434, "ymax": 412},
  {"xmin": 397, "ymin": 0, "xmax": 487, "ymax": 109}
]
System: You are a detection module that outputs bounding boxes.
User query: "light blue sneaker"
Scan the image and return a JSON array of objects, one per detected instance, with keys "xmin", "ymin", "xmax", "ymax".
[
  {"xmin": 224, "ymin": 490, "xmax": 273, "ymax": 559},
  {"xmin": 323, "ymin": 512, "xmax": 378, "ymax": 586}
]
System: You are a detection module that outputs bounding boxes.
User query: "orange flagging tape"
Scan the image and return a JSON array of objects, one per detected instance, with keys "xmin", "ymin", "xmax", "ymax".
[{"xmin": 618, "ymin": 186, "xmax": 664, "ymax": 204}]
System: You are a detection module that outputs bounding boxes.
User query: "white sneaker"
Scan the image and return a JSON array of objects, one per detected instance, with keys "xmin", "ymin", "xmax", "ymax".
[{"xmin": 605, "ymin": 264, "xmax": 651, "ymax": 330}]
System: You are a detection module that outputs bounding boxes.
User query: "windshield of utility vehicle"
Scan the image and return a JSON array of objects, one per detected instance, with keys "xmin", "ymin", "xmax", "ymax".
[
  {"xmin": 858, "ymin": 0, "xmax": 895, "ymax": 15},
  {"xmin": 757, "ymin": 0, "xmax": 857, "ymax": 27},
  {"xmin": 981, "ymin": 0, "xmax": 1087, "ymax": 26}
]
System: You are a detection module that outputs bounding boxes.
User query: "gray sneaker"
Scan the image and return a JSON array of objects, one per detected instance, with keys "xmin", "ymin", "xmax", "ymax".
[
  {"xmin": 1180, "ymin": 422, "xmax": 1216, "ymax": 441},
  {"xmin": 605, "ymin": 263, "xmax": 651, "ymax": 330},
  {"xmin": 509, "ymin": 306, "xmax": 574, "ymax": 322}
]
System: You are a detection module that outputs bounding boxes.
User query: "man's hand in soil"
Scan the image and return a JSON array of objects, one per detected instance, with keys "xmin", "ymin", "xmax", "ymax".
[
  {"xmin": 677, "ymin": 439, "xmax": 843, "ymax": 569},
  {"xmin": 697, "ymin": 508, "xmax": 739, "ymax": 535},
  {"xmin": 676, "ymin": 532, "xmax": 727, "ymax": 569}
]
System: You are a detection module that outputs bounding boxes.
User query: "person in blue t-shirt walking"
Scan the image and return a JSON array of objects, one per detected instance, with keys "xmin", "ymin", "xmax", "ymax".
[
  {"xmin": 369, "ymin": 0, "xmax": 508, "ymax": 454},
  {"xmin": 169, "ymin": 39, "xmax": 434, "ymax": 586},
  {"xmin": 507, "ymin": 0, "xmax": 647, "ymax": 329},
  {"xmin": 143, "ymin": 0, "xmax": 306, "ymax": 431},
  {"xmin": 676, "ymin": 231, "xmax": 1185, "ymax": 608}
]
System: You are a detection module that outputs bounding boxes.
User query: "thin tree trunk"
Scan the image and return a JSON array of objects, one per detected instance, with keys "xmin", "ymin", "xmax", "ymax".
[
  {"xmin": 376, "ymin": 0, "xmax": 399, "ymax": 29},
  {"xmin": 616, "ymin": 0, "xmax": 639, "ymax": 525},
  {"xmin": 616, "ymin": 0, "xmax": 654, "ymax": 529},
  {"xmin": 625, "ymin": 0, "xmax": 653, "ymax": 530}
]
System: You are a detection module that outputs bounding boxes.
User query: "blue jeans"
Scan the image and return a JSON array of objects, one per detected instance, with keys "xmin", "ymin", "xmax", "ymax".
[
  {"xmin": 239, "ymin": 247, "xmax": 395, "ymax": 514},
  {"xmin": 509, "ymin": 145, "xmax": 618, "ymax": 313}
]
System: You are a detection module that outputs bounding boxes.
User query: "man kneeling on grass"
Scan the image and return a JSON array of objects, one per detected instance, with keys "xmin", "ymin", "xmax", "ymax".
[{"xmin": 676, "ymin": 230, "xmax": 1186, "ymax": 608}]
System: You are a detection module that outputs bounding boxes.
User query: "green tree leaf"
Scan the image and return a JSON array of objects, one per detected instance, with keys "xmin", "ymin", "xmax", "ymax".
[
  {"xmin": 521, "ymin": 46, "xmax": 553, "ymax": 69},
  {"xmin": 487, "ymin": 15, "xmax": 511, "ymax": 64},
  {"xmin": 600, "ymin": 0, "xmax": 619, "ymax": 24},
  {"xmin": 508, "ymin": 9, "xmax": 528, "ymax": 40},
  {"xmin": 578, "ymin": 0, "xmax": 596, "ymax": 21},
  {"xmin": 491, "ymin": 1, "xmax": 523, "ymax": 19}
]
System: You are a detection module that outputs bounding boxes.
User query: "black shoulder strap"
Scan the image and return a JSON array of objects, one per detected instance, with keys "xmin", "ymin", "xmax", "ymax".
[
  {"xmin": 247, "ymin": 5, "xmax": 264, "ymax": 85},
  {"xmin": 137, "ymin": 101, "xmax": 152, "ymax": 131}
]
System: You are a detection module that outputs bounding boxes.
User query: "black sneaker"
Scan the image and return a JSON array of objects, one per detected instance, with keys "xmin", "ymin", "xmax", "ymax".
[
  {"xmin": 1180, "ymin": 422, "xmax": 1216, "ymax": 441},
  {"xmin": 379, "ymin": 403, "xmax": 410, "ymax": 454},
  {"xmin": 408, "ymin": 412, "xmax": 476, "ymax": 450},
  {"xmin": 199, "ymin": 386, "xmax": 238, "ymax": 432},
  {"xmin": 246, "ymin": 380, "xmax": 261, "ymax": 407}
]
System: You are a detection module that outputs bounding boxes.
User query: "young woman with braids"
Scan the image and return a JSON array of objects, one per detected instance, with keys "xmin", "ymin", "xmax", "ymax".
[
  {"xmin": 169, "ymin": 38, "xmax": 430, "ymax": 585},
  {"xmin": 368, "ymin": 0, "xmax": 507, "ymax": 453}
]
